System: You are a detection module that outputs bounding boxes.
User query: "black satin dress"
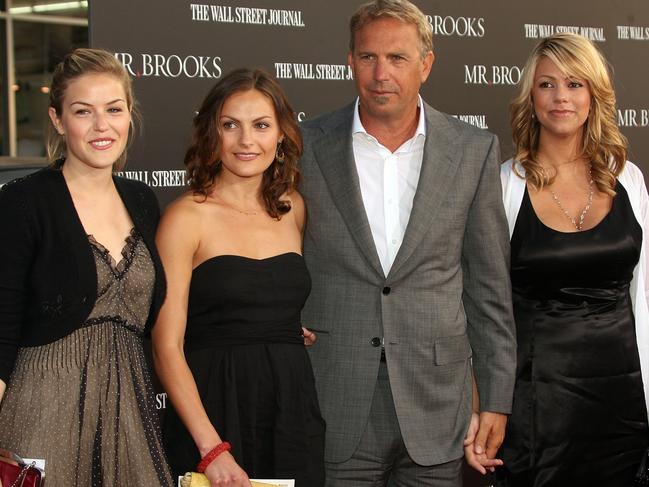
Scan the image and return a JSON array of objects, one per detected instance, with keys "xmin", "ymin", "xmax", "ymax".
[
  {"xmin": 163, "ymin": 252, "xmax": 325, "ymax": 486},
  {"xmin": 497, "ymin": 182, "xmax": 649, "ymax": 487}
]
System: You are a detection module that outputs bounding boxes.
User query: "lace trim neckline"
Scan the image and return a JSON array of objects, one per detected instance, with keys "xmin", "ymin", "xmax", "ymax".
[{"xmin": 88, "ymin": 227, "xmax": 139, "ymax": 275}]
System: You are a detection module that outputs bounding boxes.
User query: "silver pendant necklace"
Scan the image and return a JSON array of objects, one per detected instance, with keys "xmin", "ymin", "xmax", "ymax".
[{"xmin": 548, "ymin": 167, "xmax": 594, "ymax": 231}]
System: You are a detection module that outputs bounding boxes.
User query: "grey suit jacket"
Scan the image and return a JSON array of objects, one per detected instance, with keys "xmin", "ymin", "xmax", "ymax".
[{"xmin": 299, "ymin": 101, "xmax": 516, "ymax": 466}]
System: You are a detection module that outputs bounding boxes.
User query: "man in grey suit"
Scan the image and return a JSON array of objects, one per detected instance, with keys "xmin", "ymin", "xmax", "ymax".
[{"xmin": 299, "ymin": 0, "xmax": 516, "ymax": 485}]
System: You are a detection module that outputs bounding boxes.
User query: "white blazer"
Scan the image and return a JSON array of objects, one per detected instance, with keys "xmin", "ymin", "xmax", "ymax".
[{"xmin": 501, "ymin": 158, "xmax": 649, "ymax": 417}]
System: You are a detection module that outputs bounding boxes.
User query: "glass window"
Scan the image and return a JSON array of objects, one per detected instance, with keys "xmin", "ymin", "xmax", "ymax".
[
  {"xmin": 14, "ymin": 20, "xmax": 87, "ymax": 157},
  {"xmin": 0, "ymin": 0, "xmax": 87, "ymax": 161},
  {"xmin": 9, "ymin": 1, "xmax": 87, "ymax": 18}
]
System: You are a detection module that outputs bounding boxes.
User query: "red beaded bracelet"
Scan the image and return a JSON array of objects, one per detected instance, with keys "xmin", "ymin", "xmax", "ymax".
[{"xmin": 197, "ymin": 441, "xmax": 232, "ymax": 473}]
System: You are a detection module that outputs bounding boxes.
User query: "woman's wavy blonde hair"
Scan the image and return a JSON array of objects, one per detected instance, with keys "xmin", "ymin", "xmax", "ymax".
[{"xmin": 511, "ymin": 32, "xmax": 627, "ymax": 196}]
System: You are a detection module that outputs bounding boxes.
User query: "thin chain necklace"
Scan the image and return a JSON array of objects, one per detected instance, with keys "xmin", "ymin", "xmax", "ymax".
[
  {"xmin": 548, "ymin": 166, "xmax": 594, "ymax": 231},
  {"xmin": 213, "ymin": 193, "xmax": 260, "ymax": 216}
]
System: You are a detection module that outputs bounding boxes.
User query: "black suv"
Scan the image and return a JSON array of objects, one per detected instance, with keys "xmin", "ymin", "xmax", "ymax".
[{"xmin": 0, "ymin": 158, "xmax": 48, "ymax": 188}]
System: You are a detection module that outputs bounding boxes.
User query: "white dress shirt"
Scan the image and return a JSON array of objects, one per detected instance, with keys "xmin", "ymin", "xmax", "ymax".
[{"xmin": 352, "ymin": 96, "xmax": 427, "ymax": 276}]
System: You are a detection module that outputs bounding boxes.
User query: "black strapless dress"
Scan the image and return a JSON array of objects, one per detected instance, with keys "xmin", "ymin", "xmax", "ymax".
[
  {"xmin": 163, "ymin": 252, "xmax": 325, "ymax": 486},
  {"xmin": 497, "ymin": 183, "xmax": 649, "ymax": 487}
]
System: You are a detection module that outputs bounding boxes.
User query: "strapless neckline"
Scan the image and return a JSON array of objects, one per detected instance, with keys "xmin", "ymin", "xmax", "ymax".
[{"xmin": 193, "ymin": 251, "xmax": 302, "ymax": 272}]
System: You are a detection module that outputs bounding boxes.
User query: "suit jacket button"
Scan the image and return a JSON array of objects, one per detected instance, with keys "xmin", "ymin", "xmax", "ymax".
[
  {"xmin": 371, "ymin": 337, "xmax": 381, "ymax": 347},
  {"xmin": 81, "ymin": 296, "xmax": 88, "ymax": 304},
  {"xmin": 382, "ymin": 286, "xmax": 391, "ymax": 295}
]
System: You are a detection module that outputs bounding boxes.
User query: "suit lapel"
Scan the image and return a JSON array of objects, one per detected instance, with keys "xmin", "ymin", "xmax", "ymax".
[
  {"xmin": 388, "ymin": 104, "xmax": 462, "ymax": 279},
  {"xmin": 311, "ymin": 104, "xmax": 385, "ymax": 279}
]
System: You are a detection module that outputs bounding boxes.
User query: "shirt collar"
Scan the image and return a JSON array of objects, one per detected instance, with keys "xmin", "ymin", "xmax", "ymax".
[{"xmin": 352, "ymin": 94, "xmax": 426, "ymax": 139}]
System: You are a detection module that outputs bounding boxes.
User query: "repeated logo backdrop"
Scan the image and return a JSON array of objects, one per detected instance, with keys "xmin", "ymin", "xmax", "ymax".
[
  {"xmin": 90, "ymin": 1, "xmax": 648, "ymax": 484},
  {"xmin": 90, "ymin": 0, "xmax": 649, "ymax": 207}
]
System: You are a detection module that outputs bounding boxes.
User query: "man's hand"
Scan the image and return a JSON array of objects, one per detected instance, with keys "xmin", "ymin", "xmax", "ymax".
[
  {"xmin": 464, "ymin": 412, "xmax": 504, "ymax": 474},
  {"xmin": 474, "ymin": 411, "xmax": 507, "ymax": 460}
]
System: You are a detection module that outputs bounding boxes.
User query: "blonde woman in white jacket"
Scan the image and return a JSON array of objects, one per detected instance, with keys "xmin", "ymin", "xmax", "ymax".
[{"xmin": 495, "ymin": 33, "xmax": 649, "ymax": 487}]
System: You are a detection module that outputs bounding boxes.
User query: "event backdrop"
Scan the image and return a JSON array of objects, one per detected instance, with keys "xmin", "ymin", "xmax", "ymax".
[
  {"xmin": 90, "ymin": 0, "xmax": 649, "ymax": 207},
  {"xmin": 90, "ymin": 1, "xmax": 649, "ymax": 484}
]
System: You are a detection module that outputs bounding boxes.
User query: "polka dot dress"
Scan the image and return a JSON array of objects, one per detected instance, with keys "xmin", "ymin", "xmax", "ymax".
[{"xmin": 0, "ymin": 229, "xmax": 174, "ymax": 486}]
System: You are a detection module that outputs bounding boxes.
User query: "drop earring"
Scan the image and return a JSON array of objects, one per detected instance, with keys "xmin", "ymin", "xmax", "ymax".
[{"xmin": 275, "ymin": 142, "xmax": 285, "ymax": 164}]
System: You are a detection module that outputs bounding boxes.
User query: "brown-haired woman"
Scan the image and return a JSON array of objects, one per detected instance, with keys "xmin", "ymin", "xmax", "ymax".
[
  {"xmin": 0, "ymin": 48, "xmax": 174, "ymax": 485},
  {"xmin": 152, "ymin": 68, "xmax": 325, "ymax": 486},
  {"xmin": 496, "ymin": 33, "xmax": 649, "ymax": 486}
]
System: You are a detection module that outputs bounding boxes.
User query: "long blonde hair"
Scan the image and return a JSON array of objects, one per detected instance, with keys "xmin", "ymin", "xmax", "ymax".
[{"xmin": 511, "ymin": 32, "xmax": 627, "ymax": 195}]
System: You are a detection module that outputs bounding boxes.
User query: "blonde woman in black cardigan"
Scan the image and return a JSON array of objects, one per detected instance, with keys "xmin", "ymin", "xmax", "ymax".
[{"xmin": 0, "ymin": 48, "xmax": 173, "ymax": 486}]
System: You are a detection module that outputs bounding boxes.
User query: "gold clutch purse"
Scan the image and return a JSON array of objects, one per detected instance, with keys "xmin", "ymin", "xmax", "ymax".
[{"xmin": 180, "ymin": 472, "xmax": 279, "ymax": 487}]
